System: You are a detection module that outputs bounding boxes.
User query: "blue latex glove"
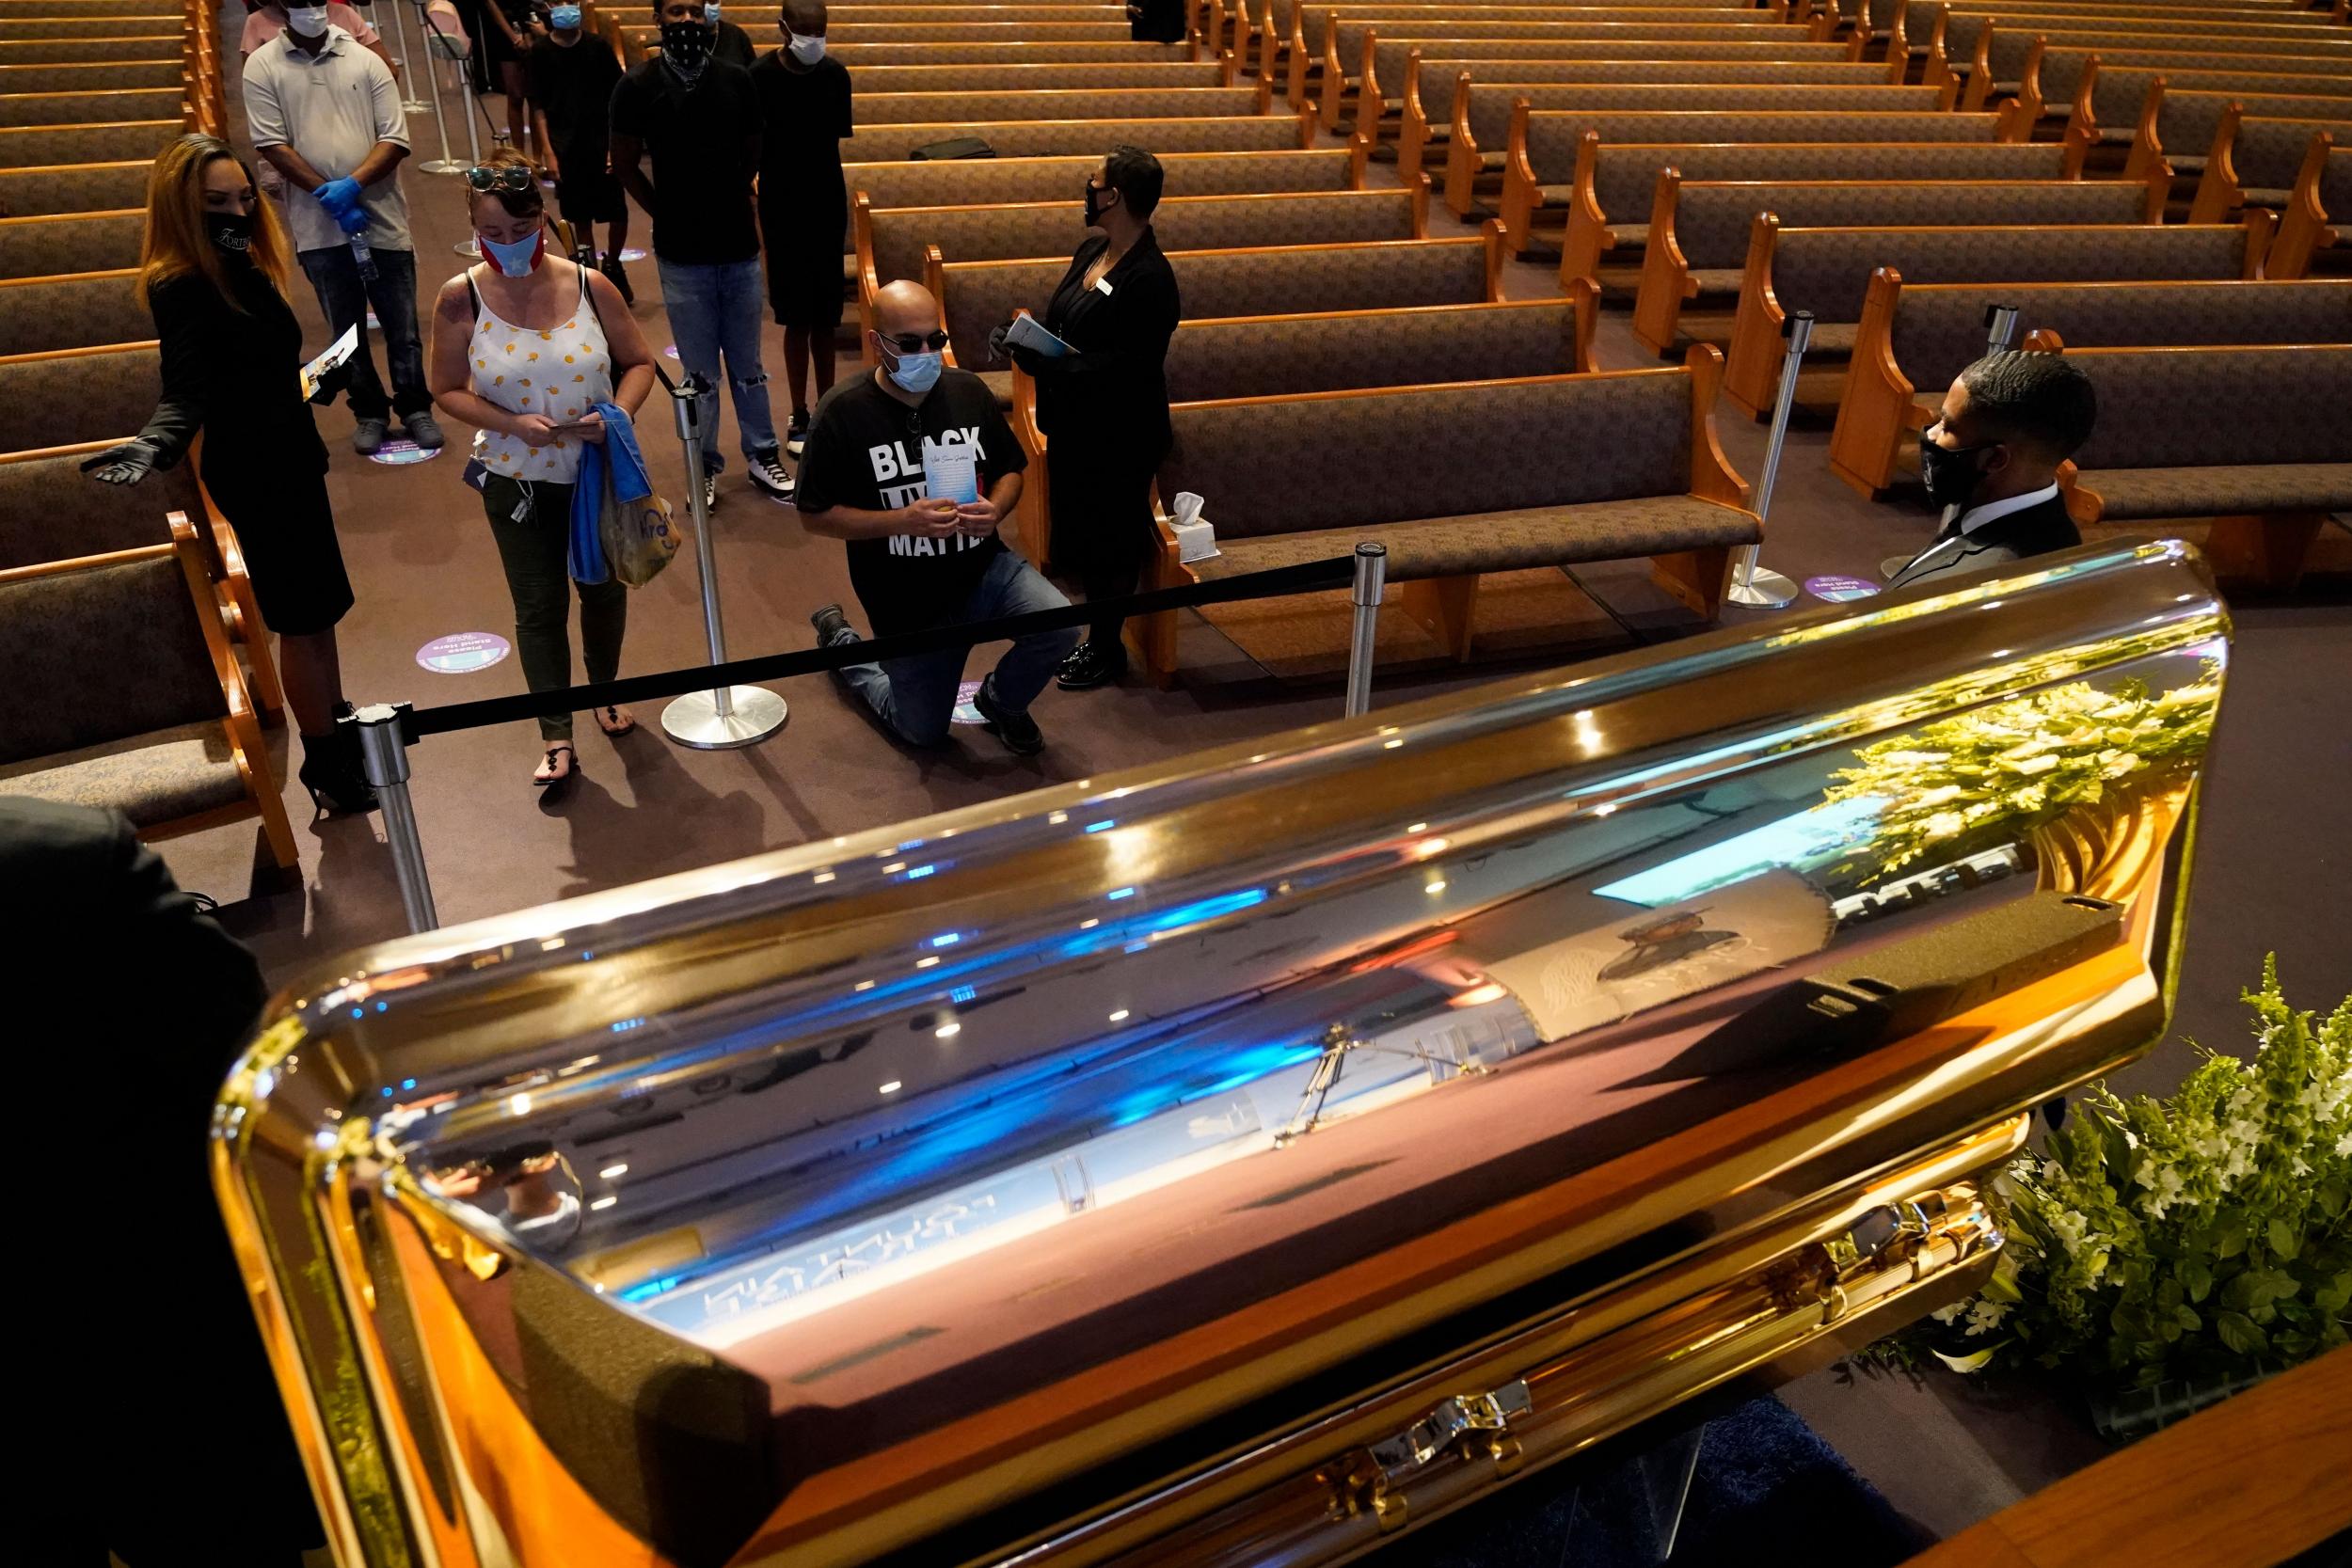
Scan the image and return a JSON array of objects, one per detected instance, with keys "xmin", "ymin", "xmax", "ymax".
[
  {"xmin": 314, "ymin": 176, "xmax": 363, "ymax": 216},
  {"xmin": 332, "ymin": 202, "xmax": 370, "ymax": 236}
]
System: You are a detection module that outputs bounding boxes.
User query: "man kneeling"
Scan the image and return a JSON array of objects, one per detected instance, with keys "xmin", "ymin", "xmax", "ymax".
[{"xmin": 799, "ymin": 280, "xmax": 1078, "ymax": 754}]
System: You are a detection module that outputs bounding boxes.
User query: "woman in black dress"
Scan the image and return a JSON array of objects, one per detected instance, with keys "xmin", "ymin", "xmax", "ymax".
[
  {"xmin": 1008, "ymin": 145, "xmax": 1181, "ymax": 690},
  {"xmin": 85, "ymin": 135, "xmax": 374, "ymax": 815}
]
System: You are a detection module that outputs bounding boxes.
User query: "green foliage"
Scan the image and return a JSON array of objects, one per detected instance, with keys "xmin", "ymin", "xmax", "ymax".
[{"xmin": 1896, "ymin": 958, "xmax": 2351, "ymax": 1390}]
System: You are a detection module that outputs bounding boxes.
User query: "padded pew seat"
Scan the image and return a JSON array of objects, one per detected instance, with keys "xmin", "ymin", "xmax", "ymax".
[
  {"xmin": 1187, "ymin": 496, "xmax": 1757, "ymax": 580},
  {"xmin": 2083, "ymin": 464, "xmax": 2352, "ymax": 519},
  {"xmin": 0, "ymin": 720, "xmax": 246, "ymax": 825},
  {"xmin": 977, "ymin": 367, "xmax": 1013, "ymax": 407}
]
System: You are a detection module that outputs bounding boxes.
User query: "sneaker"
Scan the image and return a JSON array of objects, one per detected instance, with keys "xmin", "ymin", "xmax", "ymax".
[
  {"xmin": 701, "ymin": 468, "xmax": 720, "ymax": 515},
  {"xmin": 600, "ymin": 255, "xmax": 635, "ymax": 305},
  {"xmin": 404, "ymin": 410, "xmax": 445, "ymax": 451},
  {"xmin": 747, "ymin": 448, "xmax": 796, "ymax": 503},
  {"xmin": 810, "ymin": 602, "xmax": 851, "ymax": 648},
  {"xmin": 1056, "ymin": 638, "xmax": 1127, "ymax": 691},
  {"xmin": 786, "ymin": 409, "xmax": 809, "ymax": 457},
  {"xmin": 972, "ymin": 673, "xmax": 1044, "ymax": 755},
  {"xmin": 352, "ymin": 417, "xmax": 388, "ymax": 455}
]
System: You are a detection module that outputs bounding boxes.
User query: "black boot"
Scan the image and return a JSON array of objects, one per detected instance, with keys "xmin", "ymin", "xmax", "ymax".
[{"xmin": 298, "ymin": 712, "xmax": 378, "ymax": 816}]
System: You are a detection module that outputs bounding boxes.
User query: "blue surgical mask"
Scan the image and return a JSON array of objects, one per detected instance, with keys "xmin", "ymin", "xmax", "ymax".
[
  {"xmin": 885, "ymin": 348, "xmax": 943, "ymax": 395},
  {"xmin": 548, "ymin": 4, "xmax": 582, "ymax": 28},
  {"xmin": 705, "ymin": 2, "xmax": 723, "ymax": 21},
  {"xmin": 478, "ymin": 225, "xmax": 546, "ymax": 278},
  {"xmin": 786, "ymin": 29, "xmax": 824, "ymax": 64},
  {"xmin": 284, "ymin": 4, "xmax": 330, "ymax": 36}
]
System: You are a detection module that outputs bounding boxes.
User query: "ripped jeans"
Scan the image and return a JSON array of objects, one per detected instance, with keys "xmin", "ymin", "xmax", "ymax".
[{"xmin": 657, "ymin": 254, "xmax": 779, "ymax": 472}]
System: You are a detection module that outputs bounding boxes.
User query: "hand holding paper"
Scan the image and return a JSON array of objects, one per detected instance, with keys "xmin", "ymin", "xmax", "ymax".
[
  {"xmin": 1004, "ymin": 309, "xmax": 1072, "ymax": 359},
  {"xmin": 299, "ymin": 324, "xmax": 361, "ymax": 404},
  {"xmin": 921, "ymin": 441, "xmax": 981, "ymax": 506}
]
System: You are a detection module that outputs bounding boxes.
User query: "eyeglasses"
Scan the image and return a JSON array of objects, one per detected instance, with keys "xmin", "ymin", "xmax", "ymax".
[
  {"xmin": 465, "ymin": 164, "xmax": 536, "ymax": 194},
  {"xmin": 877, "ymin": 329, "xmax": 950, "ymax": 354}
]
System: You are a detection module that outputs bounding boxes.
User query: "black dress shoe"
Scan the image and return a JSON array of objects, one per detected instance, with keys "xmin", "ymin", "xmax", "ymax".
[
  {"xmin": 1056, "ymin": 638, "xmax": 1127, "ymax": 690},
  {"xmin": 972, "ymin": 675, "xmax": 1045, "ymax": 754}
]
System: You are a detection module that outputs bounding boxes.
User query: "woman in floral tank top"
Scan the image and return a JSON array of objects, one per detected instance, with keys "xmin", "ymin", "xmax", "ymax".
[{"xmin": 427, "ymin": 148, "xmax": 657, "ymax": 790}]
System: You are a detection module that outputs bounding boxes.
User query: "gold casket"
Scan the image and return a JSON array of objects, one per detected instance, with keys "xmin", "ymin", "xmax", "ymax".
[{"xmin": 218, "ymin": 539, "xmax": 2228, "ymax": 1568}]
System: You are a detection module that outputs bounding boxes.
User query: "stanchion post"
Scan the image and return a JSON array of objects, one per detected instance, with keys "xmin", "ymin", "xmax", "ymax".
[
  {"xmin": 660, "ymin": 371, "xmax": 789, "ymax": 749},
  {"xmin": 348, "ymin": 703, "xmax": 440, "ymax": 933},
  {"xmin": 1726, "ymin": 311, "xmax": 1810, "ymax": 610},
  {"xmin": 385, "ymin": 0, "xmax": 432, "ymax": 115},
  {"xmin": 410, "ymin": 0, "xmax": 465, "ymax": 175},
  {"xmin": 1984, "ymin": 302, "xmax": 2021, "ymax": 356},
  {"xmin": 1343, "ymin": 542, "xmax": 1386, "ymax": 719}
]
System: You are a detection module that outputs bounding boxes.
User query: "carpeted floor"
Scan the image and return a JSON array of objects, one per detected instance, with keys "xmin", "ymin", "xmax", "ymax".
[
  {"xmin": 1381, "ymin": 1398, "xmax": 1920, "ymax": 1568},
  {"xmin": 146, "ymin": 6, "xmax": 2352, "ymax": 1548}
]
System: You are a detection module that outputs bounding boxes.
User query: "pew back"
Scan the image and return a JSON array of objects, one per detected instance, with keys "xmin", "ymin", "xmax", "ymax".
[
  {"xmin": 0, "ymin": 207, "xmax": 142, "ymax": 277},
  {"xmin": 0, "ymin": 157, "xmax": 144, "ymax": 215},
  {"xmin": 852, "ymin": 86, "xmax": 1261, "ymax": 123},
  {"xmin": 846, "ymin": 60, "xmax": 1226, "ymax": 93},
  {"xmin": 1582, "ymin": 137, "xmax": 2074, "ymax": 226},
  {"xmin": 1465, "ymin": 80, "xmax": 1947, "ymax": 148},
  {"xmin": 0, "ymin": 36, "xmax": 180, "ymax": 62},
  {"xmin": 0, "ymin": 341, "xmax": 159, "ymax": 450},
  {"xmin": 1159, "ymin": 295, "xmax": 1588, "ymax": 403},
  {"xmin": 845, "ymin": 113, "xmax": 1310, "ymax": 164},
  {"xmin": 0, "ymin": 267, "xmax": 144, "ymax": 355},
  {"xmin": 1771, "ymin": 221, "xmax": 2261, "ymax": 325},
  {"xmin": 0, "ymin": 85, "xmax": 183, "ymax": 125},
  {"xmin": 1674, "ymin": 177, "xmax": 2155, "ymax": 268},
  {"xmin": 2064, "ymin": 344, "xmax": 2352, "ymax": 469},
  {"xmin": 0, "ymin": 57, "xmax": 180, "ymax": 90},
  {"xmin": 0, "ymin": 117, "xmax": 178, "ymax": 166},
  {"xmin": 0, "ymin": 442, "xmax": 203, "ymax": 566}
]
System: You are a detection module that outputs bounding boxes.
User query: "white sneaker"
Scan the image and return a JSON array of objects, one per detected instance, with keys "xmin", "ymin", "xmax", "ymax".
[{"xmin": 747, "ymin": 449, "xmax": 796, "ymax": 504}]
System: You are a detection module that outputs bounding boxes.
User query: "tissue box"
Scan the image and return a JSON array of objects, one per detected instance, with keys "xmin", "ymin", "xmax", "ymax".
[{"xmin": 1173, "ymin": 517, "xmax": 1219, "ymax": 563}]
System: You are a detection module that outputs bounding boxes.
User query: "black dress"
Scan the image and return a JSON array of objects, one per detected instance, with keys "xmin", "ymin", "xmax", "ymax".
[
  {"xmin": 135, "ymin": 265, "xmax": 354, "ymax": 636},
  {"xmin": 753, "ymin": 49, "xmax": 852, "ymax": 329},
  {"xmin": 1130, "ymin": 0, "xmax": 1187, "ymax": 42},
  {"xmin": 1031, "ymin": 228, "xmax": 1181, "ymax": 592}
]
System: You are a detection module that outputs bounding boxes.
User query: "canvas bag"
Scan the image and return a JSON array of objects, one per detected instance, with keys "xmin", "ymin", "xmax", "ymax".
[{"xmin": 574, "ymin": 398, "xmax": 683, "ymax": 588}]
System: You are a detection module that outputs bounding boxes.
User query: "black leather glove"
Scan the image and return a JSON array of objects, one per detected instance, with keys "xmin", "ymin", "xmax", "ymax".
[
  {"xmin": 80, "ymin": 437, "xmax": 164, "ymax": 486},
  {"xmin": 307, "ymin": 358, "xmax": 354, "ymax": 407},
  {"xmin": 987, "ymin": 322, "xmax": 1011, "ymax": 362}
]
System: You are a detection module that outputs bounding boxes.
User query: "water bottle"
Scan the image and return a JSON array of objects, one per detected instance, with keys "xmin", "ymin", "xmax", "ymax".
[{"xmin": 350, "ymin": 233, "xmax": 378, "ymax": 283}]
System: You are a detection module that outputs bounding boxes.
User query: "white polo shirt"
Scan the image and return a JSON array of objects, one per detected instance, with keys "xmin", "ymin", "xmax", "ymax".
[{"xmin": 243, "ymin": 25, "xmax": 413, "ymax": 255}]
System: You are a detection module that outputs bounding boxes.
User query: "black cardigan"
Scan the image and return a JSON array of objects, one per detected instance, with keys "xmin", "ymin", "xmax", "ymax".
[{"xmin": 1030, "ymin": 228, "xmax": 1181, "ymax": 456}]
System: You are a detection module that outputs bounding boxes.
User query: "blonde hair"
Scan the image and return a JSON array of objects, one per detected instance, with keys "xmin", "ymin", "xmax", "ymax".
[
  {"xmin": 465, "ymin": 145, "xmax": 548, "ymax": 221},
  {"xmin": 136, "ymin": 134, "xmax": 292, "ymax": 310}
]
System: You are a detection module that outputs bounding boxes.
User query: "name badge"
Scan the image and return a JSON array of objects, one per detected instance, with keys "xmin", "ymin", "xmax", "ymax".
[{"xmin": 1093, "ymin": 277, "xmax": 1115, "ymax": 296}]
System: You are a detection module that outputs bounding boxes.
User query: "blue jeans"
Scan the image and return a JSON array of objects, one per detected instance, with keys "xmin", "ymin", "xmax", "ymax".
[
  {"xmin": 824, "ymin": 550, "xmax": 1080, "ymax": 746},
  {"xmin": 297, "ymin": 245, "xmax": 428, "ymax": 420},
  {"xmin": 658, "ymin": 255, "xmax": 777, "ymax": 471}
]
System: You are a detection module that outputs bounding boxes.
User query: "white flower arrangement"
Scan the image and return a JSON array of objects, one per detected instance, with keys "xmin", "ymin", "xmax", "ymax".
[{"xmin": 1896, "ymin": 959, "xmax": 2351, "ymax": 1387}]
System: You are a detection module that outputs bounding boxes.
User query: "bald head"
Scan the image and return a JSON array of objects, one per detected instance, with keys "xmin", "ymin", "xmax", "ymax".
[{"xmin": 873, "ymin": 279, "xmax": 941, "ymax": 341}]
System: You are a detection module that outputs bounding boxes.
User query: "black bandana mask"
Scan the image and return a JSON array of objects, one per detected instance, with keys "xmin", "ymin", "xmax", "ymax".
[
  {"xmin": 205, "ymin": 211, "xmax": 257, "ymax": 256},
  {"xmin": 660, "ymin": 18, "xmax": 712, "ymax": 70}
]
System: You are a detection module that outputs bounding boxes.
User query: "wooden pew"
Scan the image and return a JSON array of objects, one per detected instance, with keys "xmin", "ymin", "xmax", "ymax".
[
  {"xmin": 1006, "ymin": 288, "xmax": 1595, "ymax": 572},
  {"xmin": 1273, "ymin": 8, "xmax": 1810, "ymax": 110},
  {"xmin": 0, "ymin": 117, "xmax": 178, "ymax": 166},
  {"xmin": 852, "ymin": 143, "xmax": 1363, "ymax": 296},
  {"xmin": 0, "ymin": 17, "xmax": 185, "ymax": 40},
  {"xmin": 1720, "ymin": 214, "xmax": 2272, "ymax": 414},
  {"xmin": 834, "ymin": 59, "xmax": 1232, "ymax": 94},
  {"xmin": 1140, "ymin": 350, "xmax": 1758, "ymax": 680},
  {"xmin": 2042, "ymin": 339, "xmax": 2352, "ymax": 587},
  {"xmin": 2065, "ymin": 67, "xmax": 2352, "ymax": 168},
  {"xmin": 0, "ymin": 84, "xmax": 183, "ymax": 125},
  {"xmin": 0, "ymin": 339, "xmax": 163, "ymax": 451},
  {"xmin": 1828, "ymin": 273, "xmax": 2352, "ymax": 494},
  {"xmin": 1915, "ymin": 1, "xmax": 2352, "ymax": 93},
  {"xmin": 0, "ymin": 56, "xmax": 182, "ymax": 90},
  {"xmin": 931, "ymin": 227, "xmax": 1502, "ymax": 376},
  {"xmin": 0, "ymin": 206, "xmax": 141, "ymax": 277},
  {"xmin": 2270, "ymin": 131, "xmax": 2348, "ymax": 277},
  {"xmin": 1350, "ymin": 35, "xmax": 1867, "ymax": 147},
  {"xmin": 0, "ymin": 516, "xmax": 295, "ymax": 867},
  {"xmin": 1287, "ymin": 1, "xmax": 1805, "ymax": 118},
  {"xmin": 2124, "ymin": 88, "xmax": 2352, "ymax": 190},
  {"xmin": 1442, "ymin": 83, "xmax": 1963, "ymax": 219},
  {"xmin": 0, "ymin": 157, "xmax": 145, "ymax": 216},
  {"xmin": 851, "ymin": 85, "xmax": 1265, "ymax": 124},
  {"xmin": 0, "ymin": 36, "xmax": 180, "ymax": 62},
  {"xmin": 823, "ymin": 21, "xmax": 1140, "ymax": 42},
  {"xmin": 825, "ymin": 41, "xmax": 1195, "ymax": 65},
  {"xmin": 866, "ymin": 180, "xmax": 1426, "ymax": 333},
  {"xmin": 1630, "ymin": 169, "xmax": 2162, "ymax": 353},
  {"xmin": 1556, "ymin": 131, "xmax": 2079, "ymax": 283},
  {"xmin": 1969, "ymin": 32, "xmax": 2352, "ymax": 124},
  {"xmin": 1468, "ymin": 106, "xmax": 2012, "ymax": 235},
  {"xmin": 0, "ymin": 266, "xmax": 146, "ymax": 354},
  {"xmin": 2190, "ymin": 108, "xmax": 2352, "ymax": 226},
  {"xmin": 844, "ymin": 109, "xmax": 1314, "ymax": 164}
]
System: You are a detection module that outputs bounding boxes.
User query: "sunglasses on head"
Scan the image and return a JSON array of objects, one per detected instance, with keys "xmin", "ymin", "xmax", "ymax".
[
  {"xmin": 465, "ymin": 164, "xmax": 536, "ymax": 193},
  {"xmin": 877, "ymin": 329, "xmax": 950, "ymax": 354}
]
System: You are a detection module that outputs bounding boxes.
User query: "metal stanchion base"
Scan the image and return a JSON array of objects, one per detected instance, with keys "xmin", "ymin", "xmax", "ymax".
[
  {"xmin": 419, "ymin": 159, "xmax": 470, "ymax": 174},
  {"xmin": 453, "ymin": 237, "xmax": 481, "ymax": 257},
  {"xmin": 1881, "ymin": 552, "xmax": 1917, "ymax": 580},
  {"xmin": 663, "ymin": 687, "xmax": 787, "ymax": 749},
  {"xmin": 1726, "ymin": 567, "xmax": 1800, "ymax": 609}
]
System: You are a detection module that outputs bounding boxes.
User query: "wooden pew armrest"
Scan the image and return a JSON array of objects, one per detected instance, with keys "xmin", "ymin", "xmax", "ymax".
[{"xmin": 1826, "ymin": 266, "xmax": 1914, "ymax": 498}]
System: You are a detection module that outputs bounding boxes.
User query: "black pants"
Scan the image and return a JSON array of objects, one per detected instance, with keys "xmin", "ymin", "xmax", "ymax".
[{"xmin": 1047, "ymin": 442, "xmax": 1159, "ymax": 645}]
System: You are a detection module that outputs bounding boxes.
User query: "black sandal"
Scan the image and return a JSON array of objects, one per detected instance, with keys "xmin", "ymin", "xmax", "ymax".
[
  {"xmin": 595, "ymin": 705, "xmax": 637, "ymax": 737},
  {"xmin": 533, "ymin": 743, "xmax": 577, "ymax": 789}
]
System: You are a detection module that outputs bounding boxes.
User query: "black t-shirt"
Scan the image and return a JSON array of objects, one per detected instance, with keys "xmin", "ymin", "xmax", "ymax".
[
  {"xmin": 795, "ymin": 369, "xmax": 1028, "ymax": 635},
  {"xmin": 529, "ymin": 34, "xmax": 621, "ymax": 159},
  {"xmin": 714, "ymin": 18, "xmax": 756, "ymax": 69},
  {"xmin": 608, "ymin": 56, "xmax": 761, "ymax": 264},
  {"xmin": 751, "ymin": 51, "xmax": 850, "ymax": 211}
]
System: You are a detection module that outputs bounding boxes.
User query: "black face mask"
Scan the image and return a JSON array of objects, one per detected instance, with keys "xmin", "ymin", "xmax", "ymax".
[
  {"xmin": 205, "ymin": 211, "xmax": 257, "ymax": 256},
  {"xmin": 1082, "ymin": 181, "xmax": 1115, "ymax": 229},
  {"xmin": 660, "ymin": 18, "xmax": 711, "ymax": 69},
  {"xmin": 1918, "ymin": 435, "xmax": 1996, "ymax": 514}
]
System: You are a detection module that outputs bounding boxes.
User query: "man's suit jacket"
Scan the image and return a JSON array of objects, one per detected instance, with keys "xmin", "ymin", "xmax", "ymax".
[{"xmin": 1883, "ymin": 492, "xmax": 2081, "ymax": 591}]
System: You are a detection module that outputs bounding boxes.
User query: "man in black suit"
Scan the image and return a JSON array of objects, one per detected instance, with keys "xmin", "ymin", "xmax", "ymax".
[{"xmin": 1884, "ymin": 350, "xmax": 2095, "ymax": 590}]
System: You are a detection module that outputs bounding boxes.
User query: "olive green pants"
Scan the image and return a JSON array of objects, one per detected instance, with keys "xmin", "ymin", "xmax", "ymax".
[{"xmin": 483, "ymin": 474, "xmax": 627, "ymax": 742}]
